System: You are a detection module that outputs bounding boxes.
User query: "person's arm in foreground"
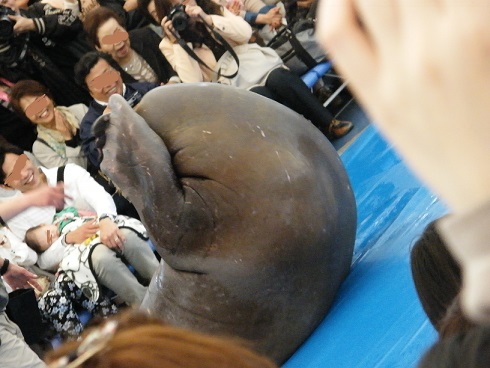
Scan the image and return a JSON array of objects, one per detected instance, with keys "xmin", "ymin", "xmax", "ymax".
[
  {"xmin": 1, "ymin": 257, "xmax": 41, "ymax": 291},
  {"xmin": 316, "ymin": 0, "xmax": 490, "ymax": 322},
  {"xmin": 0, "ymin": 184, "xmax": 65, "ymax": 222}
]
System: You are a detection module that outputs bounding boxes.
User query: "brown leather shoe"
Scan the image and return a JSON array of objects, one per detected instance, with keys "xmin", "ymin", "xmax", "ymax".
[{"xmin": 326, "ymin": 119, "xmax": 353, "ymax": 140}]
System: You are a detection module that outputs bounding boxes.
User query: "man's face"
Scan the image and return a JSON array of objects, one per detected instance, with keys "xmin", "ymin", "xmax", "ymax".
[
  {"xmin": 2, "ymin": 153, "xmax": 42, "ymax": 192},
  {"xmin": 85, "ymin": 58, "xmax": 124, "ymax": 102}
]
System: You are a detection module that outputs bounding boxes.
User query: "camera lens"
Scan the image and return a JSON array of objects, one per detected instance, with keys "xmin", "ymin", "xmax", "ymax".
[
  {"xmin": 0, "ymin": 6, "xmax": 14, "ymax": 41},
  {"xmin": 169, "ymin": 4, "xmax": 188, "ymax": 32},
  {"xmin": 172, "ymin": 14, "xmax": 188, "ymax": 32}
]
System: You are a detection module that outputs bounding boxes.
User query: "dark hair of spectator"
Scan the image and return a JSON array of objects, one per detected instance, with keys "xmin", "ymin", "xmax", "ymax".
[
  {"xmin": 25, "ymin": 224, "xmax": 46, "ymax": 253},
  {"xmin": 83, "ymin": 7, "xmax": 126, "ymax": 48},
  {"xmin": 10, "ymin": 80, "xmax": 53, "ymax": 119},
  {"xmin": 418, "ymin": 325, "xmax": 490, "ymax": 368},
  {"xmin": 137, "ymin": 0, "xmax": 158, "ymax": 25},
  {"xmin": 74, "ymin": 51, "xmax": 122, "ymax": 91},
  {"xmin": 410, "ymin": 219, "xmax": 462, "ymax": 331},
  {"xmin": 0, "ymin": 139, "xmax": 25, "ymax": 183}
]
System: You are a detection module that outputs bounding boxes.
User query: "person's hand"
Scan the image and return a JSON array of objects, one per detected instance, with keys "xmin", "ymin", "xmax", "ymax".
[
  {"xmin": 24, "ymin": 182, "xmax": 67, "ymax": 208},
  {"xmin": 161, "ymin": 16, "xmax": 178, "ymax": 44},
  {"xmin": 185, "ymin": 4, "xmax": 214, "ymax": 27},
  {"xmin": 99, "ymin": 218, "xmax": 125, "ymax": 252},
  {"xmin": 8, "ymin": 15, "xmax": 35, "ymax": 34},
  {"xmin": 3, "ymin": 262, "xmax": 42, "ymax": 292},
  {"xmin": 256, "ymin": 7, "xmax": 282, "ymax": 27},
  {"xmin": 185, "ymin": 3, "xmax": 205, "ymax": 19},
  {"xmin": 225, "ymin": 0, "xmax": 241, "ymax": 16},
  {"xmin": 103, "ymin": 105, "xmax": 112, "ymax": 114},
  {"xmin": 65, "ymin": 220, "xmax": 99, "ymax": 244},
  {"xmin": 316, "ymin": 0, "xmax": 490, "ymax": 215},
  {"xmin": 270, "ymin": 17, "xmax": 282, "ymax": 30}
]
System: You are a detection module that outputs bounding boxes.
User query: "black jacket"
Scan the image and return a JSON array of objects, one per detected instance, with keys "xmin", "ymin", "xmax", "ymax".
[
  {"xmin": 80, "ymin": 81, "xmax": 158, "ymax": 169},
  {"xmin": 0, "ymin": 3, "xmax": 91, "ymax": 105},
  {"xmin": 124, "ymin": 27, "xmax": 177, "ymax": 84}
]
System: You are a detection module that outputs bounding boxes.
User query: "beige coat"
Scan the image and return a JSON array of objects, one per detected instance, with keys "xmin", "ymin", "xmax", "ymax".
[{"xmin": 160, "ymin": 9, "xmax": 252, "ymax": 83}]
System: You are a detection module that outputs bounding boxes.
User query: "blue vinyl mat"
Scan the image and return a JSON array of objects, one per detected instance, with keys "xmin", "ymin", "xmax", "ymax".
[{"xmin": 284, "ymin": 125, "xmax": 447, "ymax": 368}]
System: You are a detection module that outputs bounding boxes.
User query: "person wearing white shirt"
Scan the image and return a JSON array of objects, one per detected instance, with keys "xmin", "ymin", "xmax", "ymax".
[
  {"xmin": 0, "ymin": 183, "xmax": 64, "ymax": 368},
  {"xmin": 0, "ymin": 145, "xmax": 159, "ymax": 306}
]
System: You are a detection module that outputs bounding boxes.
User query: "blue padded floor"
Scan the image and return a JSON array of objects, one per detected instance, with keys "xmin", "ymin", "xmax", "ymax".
[{"xmin": 284, "ymin": 125, "xmax": 448, "ymax": 368}]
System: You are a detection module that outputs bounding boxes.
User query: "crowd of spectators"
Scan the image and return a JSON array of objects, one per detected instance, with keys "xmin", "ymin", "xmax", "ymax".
[
  {"xmin": 0, "ymin": 0, "xmax": 337, "ymax": 366},
  {"xmin": 3, "ymin": 0, "xmax": 490, "ymax": 367}
]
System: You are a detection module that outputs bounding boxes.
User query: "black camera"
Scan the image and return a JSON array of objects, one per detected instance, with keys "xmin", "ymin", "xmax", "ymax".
[
  {"xmin": 0, "ymin": 5, "xmax": 15, "ymax": 42},
  {"xmin": 168, "ymin": 3, "xmax": 188, "ymax": 32}
]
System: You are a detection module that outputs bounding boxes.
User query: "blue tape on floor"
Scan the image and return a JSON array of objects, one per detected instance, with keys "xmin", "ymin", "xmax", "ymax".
[{"xmin": 283, "ymin": 125, "xmax": 446, "ymax": 368}]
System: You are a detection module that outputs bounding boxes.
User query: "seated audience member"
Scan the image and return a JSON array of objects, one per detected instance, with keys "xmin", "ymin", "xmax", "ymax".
[
  {"xmin": 317, "ymin": 0, "xmax": 490, "ymax": 322},
  {"xmin": 45, "ymin": 310, "xmax": 279, "ymax": 368},
  {"xmin": 0, "ymin": 0, "xmax": 91, "ymax": 106},
  {"xmin": 0, "ymin": 146, "xmax": 159, "ymax": 306},
  {"xmin": 157, "ymin": 0, "xmax": 352, "ymax": 140},
  {"xmin": 83, "ymin": 7, "xmax": 180, "ymax": 85},
  {"xmin": 74, "ymin": 51, "xmax": 157, "ymax": 171},
  {"xmin": 0, "ymin": 182, "xmax": 64, "ymax": 368},
  {"xmin": 25, "ymin": 211, "xmax": 129, "ymax": 339},
  {"xmin": 224, "ymin": 0, "xmax": 284, "ymax": 43},
  {"xmin": 74, "ymin": 51, "xmax": 158, "ymax": 217},
  {"xmin": 9, "ymin": 80, "xmax": 89, "ymax": 170}
]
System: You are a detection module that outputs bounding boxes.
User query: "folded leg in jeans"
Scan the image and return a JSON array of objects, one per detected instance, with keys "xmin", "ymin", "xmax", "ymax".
[{"xmin": 91, "ymin": 231, "xmax": 158, "ymax": 306}]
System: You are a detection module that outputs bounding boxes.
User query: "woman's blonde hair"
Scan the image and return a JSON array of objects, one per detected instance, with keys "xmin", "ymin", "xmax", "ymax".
[{"xmin": 45, "ymin": 310, "xmax": 278, "ymax": 368}]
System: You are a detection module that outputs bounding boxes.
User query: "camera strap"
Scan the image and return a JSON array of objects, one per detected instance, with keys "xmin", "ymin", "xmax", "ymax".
[
  {"xmin": 5, "ymin": 34, "xmax": 30, "ymax": 68},
  {"xmin": 173, "ymin": 15, "xmax": 239, "ymax": 79}
]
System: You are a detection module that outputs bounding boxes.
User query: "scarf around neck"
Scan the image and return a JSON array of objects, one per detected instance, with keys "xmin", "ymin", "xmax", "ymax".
[{"xmin": 36, "ymin": 106, "xmax": 79, "ymax": 159}]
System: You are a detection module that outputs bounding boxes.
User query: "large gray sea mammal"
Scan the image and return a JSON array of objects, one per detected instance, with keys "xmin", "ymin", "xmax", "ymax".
[{"xmin": 94, "ymin": 83, "xmax": 356, "ymax": 364}]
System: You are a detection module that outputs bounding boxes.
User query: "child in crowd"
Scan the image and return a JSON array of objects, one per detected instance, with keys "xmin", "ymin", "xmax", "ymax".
[{"xmin": 25, "ymin": 207, "xmax": 150, "ymax": 339}]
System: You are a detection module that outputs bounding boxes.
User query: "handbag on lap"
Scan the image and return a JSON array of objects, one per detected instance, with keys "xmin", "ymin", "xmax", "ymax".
[{"xmin": 214, "ymin": 43, "xmax": 283, "ymax": 89}]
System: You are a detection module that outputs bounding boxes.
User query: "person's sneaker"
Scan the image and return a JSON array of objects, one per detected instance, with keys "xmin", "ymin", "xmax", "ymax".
[{"xmin": 326, "ymin": 119, "xmax": 353, "ymax": 140}]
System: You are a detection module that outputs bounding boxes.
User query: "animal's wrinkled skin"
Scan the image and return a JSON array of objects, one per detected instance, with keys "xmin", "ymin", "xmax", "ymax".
[{"xmin": 93, "ymin": 84, "xmax": 356, "ymax": 364}]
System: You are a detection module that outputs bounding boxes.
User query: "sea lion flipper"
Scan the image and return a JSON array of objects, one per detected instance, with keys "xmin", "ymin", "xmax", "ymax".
[{"xmin": 97, "ymin": 95, "xmax": 186, "ymax": 242}]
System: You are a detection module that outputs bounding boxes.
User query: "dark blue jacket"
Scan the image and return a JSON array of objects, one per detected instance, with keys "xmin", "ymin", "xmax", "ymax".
[{"xmin": 80, "ymin": 82, "xmax": 157, "ymax": 170}]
